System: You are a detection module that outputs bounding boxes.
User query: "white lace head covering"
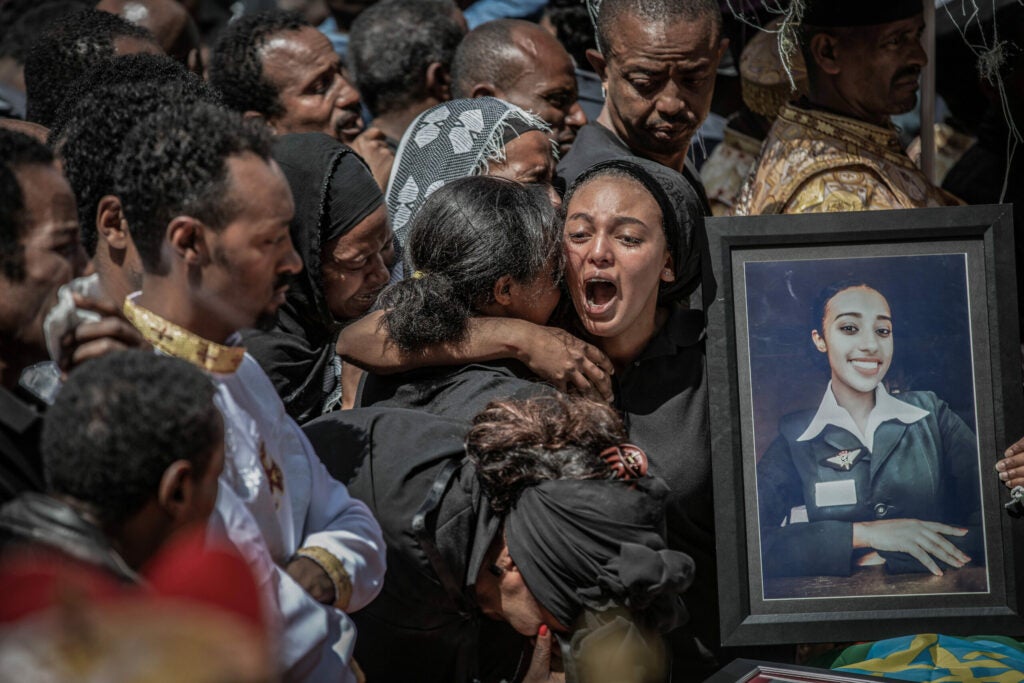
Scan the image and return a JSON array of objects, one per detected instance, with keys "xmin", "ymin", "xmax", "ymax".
[{"xmin": 385, "ymin": 97, "xmax": 551, "ymax": 249}]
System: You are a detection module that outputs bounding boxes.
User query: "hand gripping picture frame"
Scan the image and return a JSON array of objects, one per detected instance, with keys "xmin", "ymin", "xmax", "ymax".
[{"xmin": 705, "ymin": 205, "xmax": 1024, "ymax": 645}]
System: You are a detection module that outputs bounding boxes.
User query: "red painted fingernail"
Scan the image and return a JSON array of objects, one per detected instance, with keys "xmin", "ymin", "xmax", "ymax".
[{"xmin": 539, "ymin": 625, "xmax": 548, "ymax": 637}]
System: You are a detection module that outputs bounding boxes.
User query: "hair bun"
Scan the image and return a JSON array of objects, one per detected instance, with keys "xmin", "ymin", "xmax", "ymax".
[{"xmin": 601, "ymin": 444, "xmax": 648, "ymax": 481}]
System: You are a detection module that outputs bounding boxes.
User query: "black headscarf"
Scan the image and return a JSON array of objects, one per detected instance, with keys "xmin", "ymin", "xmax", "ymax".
[
  {"xmin": 568, "ymin": 156, "xmax": 717, "ymax": 309},
  {"xmin": 241, "ymin": 132, "xmax": 384, "ymax": 424},
  {"xmin": 504, "ymin": 477, "xmax": 693, "ymax": 634}
]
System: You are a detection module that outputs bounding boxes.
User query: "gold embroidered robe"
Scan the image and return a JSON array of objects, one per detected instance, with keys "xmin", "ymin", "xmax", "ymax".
[{"xmin": 733, "ymin": 104, "xmax": 960, "ymax": 215}]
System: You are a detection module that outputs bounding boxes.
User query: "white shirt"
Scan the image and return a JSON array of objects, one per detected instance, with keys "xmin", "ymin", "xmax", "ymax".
[
  {"xmin": 127, "ymin": 295, "xmax": 385, "ymax": 682},
  {"xmin": 210, "ymin": 351, "xmax": 385, "ymax": 682},
  {"xmin": 797, "ymin": 382, "xmax": 930, "ymax": 452}
]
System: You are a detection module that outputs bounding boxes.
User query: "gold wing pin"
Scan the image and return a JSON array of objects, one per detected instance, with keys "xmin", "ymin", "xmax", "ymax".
[{"xmin": 823, "ymin": 448, "xmax": 862, "ymax": 472}]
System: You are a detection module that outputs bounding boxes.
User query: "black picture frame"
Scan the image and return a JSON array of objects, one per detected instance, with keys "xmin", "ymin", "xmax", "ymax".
[
  {"xmin": 706, "ymin": 205, "xmax": 1024, "ymax": 646},
  {"xmin": 704, "ymin": 658, "xmax": 904, "ymax": 683}
]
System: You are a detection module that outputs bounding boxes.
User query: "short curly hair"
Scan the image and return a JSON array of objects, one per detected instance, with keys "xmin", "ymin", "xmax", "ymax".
[
  {"xmin": 595, "ymin": 0, "xmax": 721, "ymax": 56},
  {"xmin": 0, "ymin": 129, "xmax": 55, "ymax": 281},
  {"xmin": 466, "ymin": 395, "xmax": 627, "ymax": 513},
  {"xmin": 0, "ymin": 1, "xmax": 86, "ymax": 64},
  {"xmin": 23, "ymin": 8, "xmax": 156, "ymax": 127},
  {"xmin": 41, "ymin": 350, "xmax": 222, "ymax": 527},
  {"xmin": 51, "ymin": 64, "xmax": 216, "ymax": 256},
  {"xmin": 349, "ymin": 0, "xmax": 464, "ymax": 116},
  {"xmin": 49, "ymin": 53, "xmax": 196, "ymax": 140},
  {"xmin": 111, "ymin": 102, "xmax": 273, "ymax": 274},
  {"xmin": 209, "ymin": 10, "xmax": 308, "ymax": 119}
]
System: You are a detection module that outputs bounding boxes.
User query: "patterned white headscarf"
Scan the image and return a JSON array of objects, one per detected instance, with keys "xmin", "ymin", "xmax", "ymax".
[{"xmin": 385, "ymin": 97, "xmax": 551, "ymax": 250}]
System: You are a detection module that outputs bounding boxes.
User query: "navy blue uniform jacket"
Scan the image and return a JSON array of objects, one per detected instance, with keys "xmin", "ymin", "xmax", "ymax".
[{"xmin": 757, "ymin": 391, "xmax": 984, "ymax": 577}]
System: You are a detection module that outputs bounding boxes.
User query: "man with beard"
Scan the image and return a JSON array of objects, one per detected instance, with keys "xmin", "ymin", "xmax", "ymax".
[
  {"xmin": 111, "ymin": 102, "xmax": 385, "ymax": 682},
  {"xmin": 451, "ymin": 18, "xmax": 587, "ymax": 158},
  {"xmin": 210, "ymin": 10, "xmax": 394, "ymax": 187},
  {"xmin": 734, "ymin": 0, "xmax": 961, "ymax": 214},
  {"xmin": 556, "ymin": 0, "xmax": 726, "ymax": 196}
]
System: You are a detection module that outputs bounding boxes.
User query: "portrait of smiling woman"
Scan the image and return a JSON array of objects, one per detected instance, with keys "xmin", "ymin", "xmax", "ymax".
[{"xmin": 745, "ymin": 256, "xmax": 987, "ymax": 598}]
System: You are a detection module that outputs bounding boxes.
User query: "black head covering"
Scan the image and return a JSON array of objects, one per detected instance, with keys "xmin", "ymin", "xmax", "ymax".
[
  {"xmin": 504, "ymin": 477, "xmax": 693, "ymax": 633},
  {"xmin": 241, "ymin": 132, "xmax": 384, "ymax": 423},
  {"xmin": 568, "ymin": 156, "xmax": 716, "ymax": 307},
  {"xmin": 803, "ymin": 0, "xmax": 923, "ymax": 27}
]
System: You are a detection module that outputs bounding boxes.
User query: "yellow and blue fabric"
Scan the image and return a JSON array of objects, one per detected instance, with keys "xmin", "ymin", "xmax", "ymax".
[{"xmin": 835, "ymin": 634, "xmax": 1024, "ymax": 682}]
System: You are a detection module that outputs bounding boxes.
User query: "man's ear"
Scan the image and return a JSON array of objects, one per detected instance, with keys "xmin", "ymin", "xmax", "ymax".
[
  {"xmin": 587, "ymin": 48, "xmax": 607, "ymax": 83},
  {"xmin": 167, "ymin": 215, "xmax": 206, "ymax": 266},
  {"xmin": 96, "ymin": 195, "xmax": 130, "ymax": 250},
  {"xmin": 187, "ymin": 47, "xmax": 203, "ymax": 77},
  {"xmin": 492, "ymin": 274, "xmax": 514, "ymax": 306},
  {"xmin": 426, "ymin": 62, "xmax": 452, "ymax": 102},
  {"xmin": 157, "ymin": 460, "xmax": 195, "ymax": 520},
  {"xmin": 470, "ymin": 82, "xmax": 499, "ymax": 99},
  {"xmin": 809, "ymin": 32, "xmax": 842, "ymax": 76},
  {"xmin": 716, "ymin": 37, "xmax": 730, "ymax": 68},
  {"xmin": 812, "ymin": 329, "xmax": 828, "ymax": 352}
]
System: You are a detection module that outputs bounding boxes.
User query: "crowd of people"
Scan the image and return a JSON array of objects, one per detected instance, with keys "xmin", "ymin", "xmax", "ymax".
[{"xmin": 0, "ymin": 0, "xmax": 1022, "ymax": 680}]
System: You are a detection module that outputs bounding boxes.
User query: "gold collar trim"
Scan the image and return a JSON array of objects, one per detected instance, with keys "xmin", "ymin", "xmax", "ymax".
[
  {"xmin": 779, "ymin": 104, "xmax": 915, "ymax": 170},
  {"xmin": 124, "ymin": 298, "xmax": 245, "ymax": 374}
]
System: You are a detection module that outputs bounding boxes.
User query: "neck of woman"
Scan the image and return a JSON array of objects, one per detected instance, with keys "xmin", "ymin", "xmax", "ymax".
[
  {"xmin": 833, "ymin": 380, "xmax": 877, "ymax": 437},
  {"xmin": 600, "ymin": 307, "xmax": 669, "ymax": 375}
]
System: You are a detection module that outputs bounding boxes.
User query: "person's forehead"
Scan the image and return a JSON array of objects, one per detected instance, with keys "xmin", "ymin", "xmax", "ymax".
[
  {"xmin": 329, "ymin": 206, "xmax": 390, "ymax": 252},
  {"xmin": 503, "ymin": 130, "xmax": 554, "ymax": 165},
  {"xmin": 260, "ymin": 27, "xmax": 334, "ymax": 72},
  {"xmin": 17, "ymin": 163, "xmax": 77, "ymax": 218},
  {"xmin": 827, "ymin": 287, "xmax": 891, "ymax": 316},
  {"xmin": 855, "ymin": 14, "xmax": 925, "ymax": 42},
  {"xmin": 569, "ymin": 174, "xmax": 660, "ymax": 220},
  {"xmin": 608, "ymin": 13, "xmax": 718, "ymax": 63}
]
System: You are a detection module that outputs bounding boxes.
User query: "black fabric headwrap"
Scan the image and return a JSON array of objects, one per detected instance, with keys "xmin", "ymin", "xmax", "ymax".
[
  {"xmin": 499, "ymin": 115, "xmax": 540, "ymax": 147},
  {"xmin": 240, "ymin": 132, "xmax": 384, "ymax": 423},
  {"xmin": 504, "ymin": 477, "xmax": 693, "ymax": 633},
  {"xmin": 568, "ymin": 157, "xmax": 716, "ymax": 307}
]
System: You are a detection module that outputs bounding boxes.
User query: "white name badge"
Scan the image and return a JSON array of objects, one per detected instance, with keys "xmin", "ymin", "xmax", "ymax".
[{"xmin": 815, "ymin": 479, "xmax": 857, "ymax": 508}]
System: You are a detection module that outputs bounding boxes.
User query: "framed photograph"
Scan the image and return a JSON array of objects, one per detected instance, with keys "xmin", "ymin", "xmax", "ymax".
[{"xmin": 706, "ymin": 205, "xmax": 1024, "ymax": 645}]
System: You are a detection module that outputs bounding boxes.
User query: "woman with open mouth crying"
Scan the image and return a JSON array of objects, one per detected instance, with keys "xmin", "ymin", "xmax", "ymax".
[
  {"xmin": 557, "ymin": 157, "xmax": 719, "ymax": 673},
  {"xmin": 338, "ymin": 153, "xmax": 722, "ymax": 672}
]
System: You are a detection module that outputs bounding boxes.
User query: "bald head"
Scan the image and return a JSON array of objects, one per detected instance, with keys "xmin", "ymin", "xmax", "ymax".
[{"xmin": 452, "ymin": 19, "xmax": 586, "ymax": 155}]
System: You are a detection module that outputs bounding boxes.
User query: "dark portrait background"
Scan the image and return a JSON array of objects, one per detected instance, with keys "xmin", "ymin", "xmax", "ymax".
[{"xmin": 744, "ymin": 253, "xmax": 977, "ymax": 462}]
